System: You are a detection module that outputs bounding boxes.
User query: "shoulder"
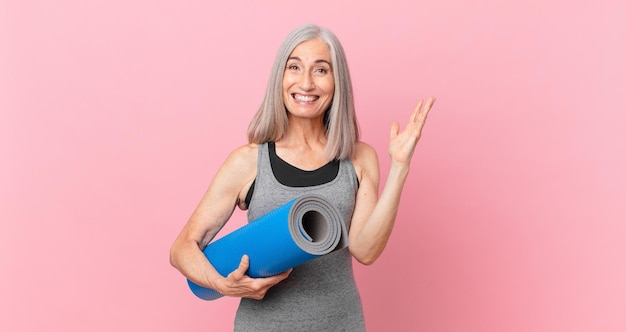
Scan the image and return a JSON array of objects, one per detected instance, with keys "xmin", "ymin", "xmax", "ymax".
[
  {"xmin": 350, "ymin": 141, "xmax": 379, "ymax": 182},
  {"xmin": 223, "ymin": 143, "xmax": 259, "ymax": 167},
  {"xmin": 351, "ymin": 141, "xmax": 378, "ymax": 165},
  {"xmin": 216, "ymin": 143, "xmax": 259, "ymax": 182},
  {"xmin": 215, "ymin": 143, "xmax": 259, "ymax": 209}
]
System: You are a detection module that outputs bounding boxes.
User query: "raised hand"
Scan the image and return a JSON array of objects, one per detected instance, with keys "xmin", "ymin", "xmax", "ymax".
[{"xmin": 388, "ymin": 97, "xmax": 436, "ymax": 166}]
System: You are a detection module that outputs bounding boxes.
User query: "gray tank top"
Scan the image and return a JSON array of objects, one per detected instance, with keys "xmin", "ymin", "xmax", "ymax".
[{"xmin": 234, "ymin": 142, "xmax": 365, "ymax": 331}]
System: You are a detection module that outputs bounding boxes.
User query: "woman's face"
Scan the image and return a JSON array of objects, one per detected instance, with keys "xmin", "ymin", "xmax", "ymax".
[{"xmin": 282, "ymin": 38, "xmax": 335, "ymax": 121}]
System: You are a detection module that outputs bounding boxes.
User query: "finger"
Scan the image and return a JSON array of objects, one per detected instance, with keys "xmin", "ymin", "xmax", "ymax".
[
  {"xmin": 231, "ymin": 254, "xmax": 250, "ymax": 280},
  {"xmin": 413, "ymin": 97, "xmax": 435, "ymax": 127},
  {"xmin": 418, "ymin": 96, "xmax": 434, "ymax": 112},
  {"xmin": 267, "ymin": 268, "xmax": 292, "ymax": 282},
  {"xmin": 390, "ymin": 121, "xmax": 399, "ymax": 139},
  {"xmin": 423, "ymin": 96, "xmax": 435, "ymax": 111},
  {"xmin": 259, "ymin": 269, "xmax": 292, "ymax": 288},
  {"xmin": 275, "ymin": 268, "xmax": 292, "ymax": 281},
  {"xmin": 410, "ymin": 100, "xmax": 424, "ymax": 122}
]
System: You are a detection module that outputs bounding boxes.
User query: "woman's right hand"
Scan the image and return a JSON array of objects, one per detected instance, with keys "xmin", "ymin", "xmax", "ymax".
[{"xmin": 214, "ymin": 255, "xmax": 292, "ymax": 300}]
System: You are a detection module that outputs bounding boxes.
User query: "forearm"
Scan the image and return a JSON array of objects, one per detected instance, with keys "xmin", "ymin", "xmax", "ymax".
[
  {"xmin": 351, "ymin": 162, "xmax": 410, "ymax": 264},
  {"xmin": 170, "ymin": 230, "xmax": 292, "ymax": 300},
  {"xmin": 170, "ymin": 240, "xmax": 223, "ymax": 289}
]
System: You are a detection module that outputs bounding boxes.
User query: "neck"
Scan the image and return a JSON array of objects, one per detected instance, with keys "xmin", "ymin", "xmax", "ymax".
[{"xmin": 280, "ymin": 115, "xmax": 327, "ymax": 148}]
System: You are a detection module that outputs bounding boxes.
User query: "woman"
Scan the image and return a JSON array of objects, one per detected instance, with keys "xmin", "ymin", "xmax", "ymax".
[{"xmin": 170, "ymin": 23, "xmax": 435, "ymax": 331}]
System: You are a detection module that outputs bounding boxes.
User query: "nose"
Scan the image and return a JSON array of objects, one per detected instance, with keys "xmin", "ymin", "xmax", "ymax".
[{"xmin": 298, "ymin": 71, "xmax": 315, "ymax": 91}]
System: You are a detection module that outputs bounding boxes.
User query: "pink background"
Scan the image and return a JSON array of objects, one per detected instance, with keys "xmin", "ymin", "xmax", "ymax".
[{"xmin": 2, "ymin": 0, "xmax": 625, "ymax": 331}]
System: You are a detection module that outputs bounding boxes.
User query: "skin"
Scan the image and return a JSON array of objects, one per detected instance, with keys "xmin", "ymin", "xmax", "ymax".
[{"xmin": 170, "ymin": 38, "xmax": 436, "ymax": 300}]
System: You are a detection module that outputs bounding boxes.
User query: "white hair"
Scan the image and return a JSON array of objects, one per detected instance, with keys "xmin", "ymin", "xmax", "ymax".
[{"xmin": 247, "ymin": 24, "xmax": 359, "ymax": 160}]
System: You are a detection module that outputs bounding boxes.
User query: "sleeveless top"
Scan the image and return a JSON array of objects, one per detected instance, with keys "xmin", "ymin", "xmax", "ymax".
[{"xmin": 234, "ymin": 142, "xmax": 365, "ymax": 331}]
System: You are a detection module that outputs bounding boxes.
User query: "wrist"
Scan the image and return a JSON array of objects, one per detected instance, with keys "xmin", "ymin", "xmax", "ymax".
[
  {"xmin": 388, "ymin": 160, "xmax": 410, "ymax": 176},
  {"xmin": 386, "ymin": 162, "xmax": 410, "ymax": 189}
]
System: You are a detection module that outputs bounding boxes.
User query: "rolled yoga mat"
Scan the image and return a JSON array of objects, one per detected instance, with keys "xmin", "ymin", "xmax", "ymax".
[{"xmin": 188, "ymin": 194, "xmax": 349, "ymax": 300}]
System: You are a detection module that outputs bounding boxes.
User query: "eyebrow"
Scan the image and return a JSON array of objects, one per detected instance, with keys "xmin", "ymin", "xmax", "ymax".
[{"xmin": 287, "ymin": 56, "xmax": 331, "ymax": 66}]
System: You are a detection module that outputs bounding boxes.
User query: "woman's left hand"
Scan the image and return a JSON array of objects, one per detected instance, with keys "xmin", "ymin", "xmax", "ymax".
[{"xmin": 388, "ymin": 97, "xmax": 436, "ymax": 166}]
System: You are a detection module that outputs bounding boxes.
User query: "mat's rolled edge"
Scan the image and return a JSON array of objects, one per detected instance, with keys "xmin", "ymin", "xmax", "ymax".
[{"xmin": 289, "ymin": 194, "xmax": 349, "ymax": 255}]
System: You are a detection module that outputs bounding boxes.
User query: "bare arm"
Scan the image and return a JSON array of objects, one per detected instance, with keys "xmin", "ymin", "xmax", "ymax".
[
  {"xmin": 169, "ymin": 144, "xmax": 290, "ymax": 299},
  {"xmin": 349, "ymin": 97, "xmax": 436, "ymax": 265}
]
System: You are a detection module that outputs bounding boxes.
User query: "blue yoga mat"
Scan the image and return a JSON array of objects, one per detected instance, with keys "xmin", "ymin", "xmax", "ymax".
[{"xmin": 188, "ymin": 194, "xmax": 348, "ymax": 300}]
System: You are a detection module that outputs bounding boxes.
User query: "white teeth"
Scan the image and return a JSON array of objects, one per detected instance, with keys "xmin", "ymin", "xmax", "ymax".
[{"xmin": 294, "ymin": 94, "xmax": 317, "ymax": 102}]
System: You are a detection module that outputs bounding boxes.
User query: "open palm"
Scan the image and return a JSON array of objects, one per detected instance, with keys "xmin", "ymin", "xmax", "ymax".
[{"xmin": 388, "ymin": 97, "xmax": 436, "ymax": 165}]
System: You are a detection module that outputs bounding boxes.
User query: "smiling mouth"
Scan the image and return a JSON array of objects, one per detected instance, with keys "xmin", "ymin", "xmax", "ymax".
[{"xmin": 292, "ymin": 93, "xmax": 319, "ymax": 102}]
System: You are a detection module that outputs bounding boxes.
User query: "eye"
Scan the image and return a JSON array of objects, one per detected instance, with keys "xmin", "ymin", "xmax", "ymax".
[
  {"xmin": 286, "ymin": 64, "xmax": 300, "ymax": 70},
  {"xmin": 315, "ymin": 67, "xmax": 330, "ymax": 74}
]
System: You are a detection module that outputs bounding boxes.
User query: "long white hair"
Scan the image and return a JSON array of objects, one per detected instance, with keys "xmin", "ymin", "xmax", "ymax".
[{"xmin": 247, "ymin": 24, "xmax": 359, "ymax": 160}]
